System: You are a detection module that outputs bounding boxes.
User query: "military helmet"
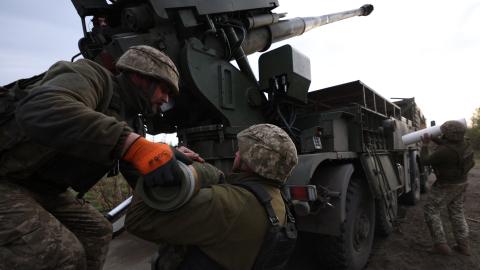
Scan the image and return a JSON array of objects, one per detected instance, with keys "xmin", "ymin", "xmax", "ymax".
[
  {"xmin": 116, "ymin": 45, "xmax": 179, "ymax": 94},
  {"xmin": 237, "ymin": 124, "xmax": 298, "ymax": 183},
  {"xmin": 440, "ymin": 120, "xmax": 466, "ymax": 141}
]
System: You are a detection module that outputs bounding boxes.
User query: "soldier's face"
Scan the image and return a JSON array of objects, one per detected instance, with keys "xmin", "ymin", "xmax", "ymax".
[
  {"xmin": 232, "ymin": 151, "xmax": 252, "ymax": 173},
  {"xmin": 150, "ymin": 82, "xmax": 170, "ymax": 106},
  {"xmin": 130, "ymin": 73, "xmax": 171, "ymax": 111}
]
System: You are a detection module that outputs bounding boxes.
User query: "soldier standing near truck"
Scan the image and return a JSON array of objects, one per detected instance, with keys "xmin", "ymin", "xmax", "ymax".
[
  {"xmin": 421, "ymin": 120, "xmax": 475, "ymax": 256},
  {"xmin": 0, "ymin": 45, "xmax": 201, "ymax": 270}
]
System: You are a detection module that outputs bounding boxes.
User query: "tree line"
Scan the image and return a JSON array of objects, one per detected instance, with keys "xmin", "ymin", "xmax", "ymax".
[{"xmin": 467, "ymin": 107, "xmax": 480, "ymax": 152}]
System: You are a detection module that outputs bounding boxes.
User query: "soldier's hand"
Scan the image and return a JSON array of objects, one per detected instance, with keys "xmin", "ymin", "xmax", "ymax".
[
  {"xmin": 421, "ymin": 133, "xmax": 431, "ymax": 144},
  {"xmin": 172, "ymin": 147, "xmax": 193, "ymax": 165},
  {"xmin": 176, "ymin": 146, "xmax": 205, "ymax": 163},
  {"xmin": 123, "ymin": 137, "xmax": 181, "ymax": 187}
]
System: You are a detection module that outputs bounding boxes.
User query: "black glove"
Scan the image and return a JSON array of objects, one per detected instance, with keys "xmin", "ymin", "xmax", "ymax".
[{"xmin": 143, "ymin": 157, "xmax": 183, "ymax": 187}]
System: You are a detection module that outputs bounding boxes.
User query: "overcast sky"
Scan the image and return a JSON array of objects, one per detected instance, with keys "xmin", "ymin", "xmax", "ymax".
[{"xmin": 1, "ymin": 0, "xmax": 479, "ymax": 128}]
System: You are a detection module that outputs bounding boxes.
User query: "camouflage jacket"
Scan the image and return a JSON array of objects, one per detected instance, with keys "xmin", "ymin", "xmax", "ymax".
[
  {"xmin": 0, "ymin": 59, "xmax": 150, "ymax": 194},
  {"xmin": 421, "ymin": 140, "xmax": 471, "ymax": 184},
  {"xmin": 126, "ymin": 172, "xmax": 287, "ymax": 270}
]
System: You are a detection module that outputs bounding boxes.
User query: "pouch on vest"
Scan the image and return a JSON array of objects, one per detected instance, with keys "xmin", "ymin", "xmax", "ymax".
[
  {"xmin": 446, "ymin": 143, "xmax": 475, "ymax": 177},
  {"xmin": 235, "ymin": 182, "xmax": 297, "ymax": 270}
]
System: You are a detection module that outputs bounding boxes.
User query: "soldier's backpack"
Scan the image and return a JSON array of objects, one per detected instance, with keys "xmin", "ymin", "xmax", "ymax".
[
  {"xmin": 235, "ymin": 181, "xmax": 297, "ymax": 270},
  {"xmin": 0, "ymin": 74, "xmax": 51, "ymax": 180},
  {"xmin": 1, "ymin": 72, "xmax": 120, "ymax": 193},
  {"xmin": 447, "ymin": 143, "xmax": 475, "ymax": 177},
  {"xmin": 1, "ymin": 74, "xmax": 44, "ymax": 149},
  {"xmin": 1, "ymin": 73, "xmax": 45, "ymax": 122},
  {"xmin": 0, "ymin": 86, "xmax": 13, "ymax": 124},
  {"xmin": 459, "ymin": 143, "xmax": 475, "ymax": 176}
]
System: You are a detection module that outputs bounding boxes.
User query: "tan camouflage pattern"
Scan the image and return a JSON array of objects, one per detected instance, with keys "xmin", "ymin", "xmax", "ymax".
[
  {"xmin": 237, "ymin": 124, "xmax": 298, "ymax": 183},
  {"xmin": 424, "ymin": 183, "xmax": 469, "ymax": 244},
  {"xmin": 116, "ymin": 45, "xmax": 179, "ymax": 94},
  {"xmin": 440, "ymin": 120, "xmax": 466, "ymax": 141},
  {"xmin": 0, "ymin": 182, "xmax": 112, "ymax": 270}
]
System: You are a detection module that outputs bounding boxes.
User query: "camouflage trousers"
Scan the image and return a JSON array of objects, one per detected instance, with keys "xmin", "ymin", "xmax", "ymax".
[
  {"xmin": 0, "ymin": 181, "xmax": 112, "ymax": 270},
  {"xmin": 423, "ymin": 183, "xmax": 469, "ymax": 245}
]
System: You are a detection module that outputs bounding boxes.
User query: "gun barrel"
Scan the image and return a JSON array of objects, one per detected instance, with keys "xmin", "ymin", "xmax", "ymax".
[{"xmin": 242, "ymin": 4, "xmax": 373, "ymax": 55}]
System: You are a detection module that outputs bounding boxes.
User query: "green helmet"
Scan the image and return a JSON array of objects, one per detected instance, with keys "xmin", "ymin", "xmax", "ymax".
[
  {"xmin": 440, "ymin": 120, "xmax": 466, "ymax": 141},
  {"xmin": 116, "ymin": 45, "xmax": 179, "ymax": 94},
  {"xmin": 237, "ymin": 124, "xmax": 298, "ymax": 183}
]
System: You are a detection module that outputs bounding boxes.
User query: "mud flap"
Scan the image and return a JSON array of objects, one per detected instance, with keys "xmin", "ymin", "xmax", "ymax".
[{"xmin": 295, "ymin": 163, "xmax": 354, "ymax": 236}]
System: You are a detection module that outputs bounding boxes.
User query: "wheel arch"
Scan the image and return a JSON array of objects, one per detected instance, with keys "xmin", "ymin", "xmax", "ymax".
[{"xmin": 292, "ymin": 159, "xmax": 357, "ymax": 236}]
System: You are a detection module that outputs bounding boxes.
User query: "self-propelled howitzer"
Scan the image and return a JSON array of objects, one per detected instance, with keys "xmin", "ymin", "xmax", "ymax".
[
  {"xmin": 73, "ymin": 2, "xmax": 423, "ymax": 270},
  {"xmin": 72, "ymin": 0, "xmax": 372, "ymax": 135}
]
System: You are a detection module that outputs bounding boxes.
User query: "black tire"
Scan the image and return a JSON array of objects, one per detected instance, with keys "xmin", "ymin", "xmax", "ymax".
[
  {"xmin": 315, "ymin": 178, "xmax": 375, "ymax": 270},
  {"xmin": 403, "ymin": 159, "xmax": 421, "ymax": 205},
  {"xmin": 375, "ymin": 190, "xmax": 398, "ymax": 237},
  {"xmin": 419, "ymin": 164, "xmax": 429, "ymax": 194}
]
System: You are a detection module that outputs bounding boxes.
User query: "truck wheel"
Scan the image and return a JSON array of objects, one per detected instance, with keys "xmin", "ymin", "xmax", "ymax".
[
  {"xmin": 375, "ymin": 190, "xmax": 398, "ymax": 237},
  {"xmin": 419, "ymin": 164, "xmax": 428, "ymax": 194},
  {"xmin": 403, "ymin": 160, "xmax": 421, "ymax": 205},
  {"xmin": 315, "ymin": 178, "xmax": 375, "ymax": 270}
]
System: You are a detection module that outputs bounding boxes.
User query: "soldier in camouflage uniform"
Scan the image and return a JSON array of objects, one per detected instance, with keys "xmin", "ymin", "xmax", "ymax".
[
  {"xmin": 126, "ymin": 123, "xmax": 299, "ymax": 270},
  {"xmin": 0, "ymin": 46, "xmax": 201, "ymax": 269},
  {"xmin": 421, "ymin": 120, "xmax": 475, "ymax": 256}
]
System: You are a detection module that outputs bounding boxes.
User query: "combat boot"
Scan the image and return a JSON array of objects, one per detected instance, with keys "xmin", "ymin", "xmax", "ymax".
[
  {"xmin": 453, "ymin": 240, "xmax": 471, "ymax": 256},
  {"xmin": 432, "ymin": 243, "xmax": 452, "ymax": 255}
]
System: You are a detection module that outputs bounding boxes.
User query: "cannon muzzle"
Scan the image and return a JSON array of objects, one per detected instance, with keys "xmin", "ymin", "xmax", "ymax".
[{"xmin": 242, "ymin": 4, "xmax": 374, "ymax": 55}]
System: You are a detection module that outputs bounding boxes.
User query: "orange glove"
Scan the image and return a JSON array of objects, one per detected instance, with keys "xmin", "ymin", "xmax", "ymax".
[{"xmin": 123, "ymin": 137, "xmax": 181, "ymax": 187}]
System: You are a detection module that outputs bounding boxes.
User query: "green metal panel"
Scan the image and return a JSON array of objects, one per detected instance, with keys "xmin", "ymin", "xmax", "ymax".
[
  {"xmin": 259, "ymin": 45, "xmax": 311, "ymax": 103},
  {"xmin": 289, "ymin": 162, "xmax": 356, "ymax": 236},
  {"xmin": 181, "ymin": 39, "xmax": 265, "ymax": 127},
  {"xmin": 360, "ymin": 152, "xmax": 402, "ymax": 198},
  {"xmin": 148, "ymin": 0, "xmax": 279, "ymax": 19},
  {"xmin": 286, "ymin": 152, "xmax": 358, "ymax": 186}
]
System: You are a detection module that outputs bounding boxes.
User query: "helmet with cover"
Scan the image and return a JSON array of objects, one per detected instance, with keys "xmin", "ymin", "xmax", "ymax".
[
  {"xmin": 440, "ymin": 120, "xmax": 466, "ymax": 141},
  {"xmin": 116, "ymin": 45, "xmax": 179, "ymax": 95},
  {"xmin": 237, "ymin": 124, "xmax": 298, "ymax": 183}
]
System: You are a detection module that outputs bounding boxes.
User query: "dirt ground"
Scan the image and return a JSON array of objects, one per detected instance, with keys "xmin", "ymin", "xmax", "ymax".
[{"xmin": 366, "ymin": 165, "xmax": 480, "ymax": 270}]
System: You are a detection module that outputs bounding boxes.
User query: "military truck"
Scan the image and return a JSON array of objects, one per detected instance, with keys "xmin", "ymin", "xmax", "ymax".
[{"xmin": 71, "ymin": 0, "xmax": 428, "ymax": 269}]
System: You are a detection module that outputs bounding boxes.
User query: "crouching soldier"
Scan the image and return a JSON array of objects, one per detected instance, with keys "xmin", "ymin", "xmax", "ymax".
[
  {"xmin": 0, "ymin": 45, "xmax": 202, "ymax": 270},
  {"xmin": 126, "ymin": 124, "xmax": 299, "ymax": 270}
]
